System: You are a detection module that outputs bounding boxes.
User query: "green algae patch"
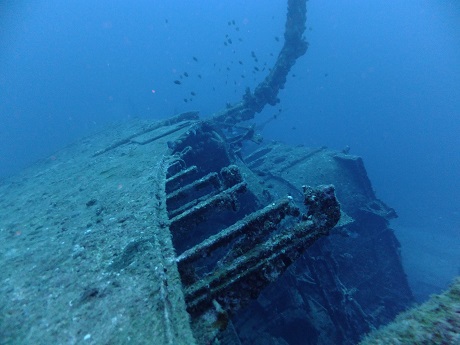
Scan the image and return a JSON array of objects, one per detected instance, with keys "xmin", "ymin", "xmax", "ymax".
[{"xmin": 360, "ymin": 277, "xmax": 460, "ymax": 345}]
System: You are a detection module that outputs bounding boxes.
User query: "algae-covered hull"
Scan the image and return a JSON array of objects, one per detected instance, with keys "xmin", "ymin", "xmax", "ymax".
[
  {"xmin": 0, "ymin": 113, "xmax": 412, "ymax": 344},
  {"xmin": 1, "ymin": 116, "xmax": 199, "ymax": 344}
]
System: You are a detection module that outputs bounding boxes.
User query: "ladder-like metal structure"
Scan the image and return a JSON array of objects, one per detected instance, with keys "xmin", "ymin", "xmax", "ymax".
[{"xmin": 161, "ymin": 119, "xmax": 341, "ymax": 343}]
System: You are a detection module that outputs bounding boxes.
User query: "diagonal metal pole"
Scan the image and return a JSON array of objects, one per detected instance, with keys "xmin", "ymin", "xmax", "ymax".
[{"xmin": 211, "ymin": 0, "xmax": 308, "ymax": 126}]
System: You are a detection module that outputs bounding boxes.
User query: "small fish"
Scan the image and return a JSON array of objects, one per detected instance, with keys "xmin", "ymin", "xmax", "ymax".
[
  {"xmin": 184, "ymin": 72, "xmax": 189, "ymax": 77},
  {"xmin": 224, "ymin": 41, "xmax": 228, "ymax": 46},
  {"xmin": 241, "ymin": 74, "xmax": 245, "ymax": 78},
  {"xmin": 232, "ymin": 19, "xmax": 236, "ymax": 25},
  {"xmin": 193, "ymin": 56, "xmax": 198, "ymax": 62},
  {"xmin": 198, "ymin": 74, "xmax": 202, "ymax": 79},
  {"xmin": 228, "ymin": 21, "xmax": 231, "ymax": 26},
  {"xmin": 254, "ymin": 67, "xmax": 259, "ymax": 71},
  {"xmin": 191, "ymin": 91, "xmax": 196, "ymax": 96},
  {"xmin": 228, "ymin": 38, "xmax": 232, "ymax": 44},
  {"xmin": 238, "ymin": 60, "xmax": 243, "ymax": 65},
  {"xmin": 174, "ymin": 80, "xmax": 182, "ymax": 85},
  {"xmin": 238, "ymin": 38, "xmax": 243, "ymax": 42},
  {"xmin": 275, "ymin": 36, "xmax": 280, "ymax": 42},
  {"xmin": 184, "ymin": 98, "xmax": 188, "ymax": 102},
  {"xmin": 236, "ymin": 27, "xmax": 240, "ymax": 31},
  {"xmin": 165, "ymin": 19, "xmax": 169, "ymax": 24}
]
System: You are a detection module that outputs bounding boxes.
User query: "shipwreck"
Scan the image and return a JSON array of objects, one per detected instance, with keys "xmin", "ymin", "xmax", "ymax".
[{"xmin": 0, "ymin": 1, "xmax": 414, "ymax": 344}]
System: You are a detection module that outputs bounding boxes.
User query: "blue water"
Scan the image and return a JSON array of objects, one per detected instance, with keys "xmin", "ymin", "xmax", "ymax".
[{"xmin": 1, "ymin": 1, "xmax": 459, "ymax": 301}]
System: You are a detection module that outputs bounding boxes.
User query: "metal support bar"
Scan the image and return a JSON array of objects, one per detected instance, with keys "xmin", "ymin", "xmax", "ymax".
[
  {"xmin": 184, "ymin": 185, "xmax": 340, "ymax": 316},
  {"xmin": 169, "ymin": 182, "xmax": 247, "ymax": 230},
  {"xmin": 176, "ymin": 198, "xmax": 298, "ymax": 266},
  {"xmin": 166, "ymin": 166, "xmax": 198, "ymax": 192},
  {"xmin": 167, "ymin": 172, "xmax": 221, "ymax": 208}
]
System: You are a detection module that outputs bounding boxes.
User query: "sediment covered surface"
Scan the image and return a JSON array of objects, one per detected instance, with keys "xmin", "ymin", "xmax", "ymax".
[{"xmin": 0, "ymin": 120, "xmax": 196, "ymax": 345}]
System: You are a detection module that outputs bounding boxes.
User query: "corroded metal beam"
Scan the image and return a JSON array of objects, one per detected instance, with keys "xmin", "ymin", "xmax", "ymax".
[
  {"xmin": 176, "ymin": 198, "xmax": 299, "ymax": 266},
  {"xmin": 184, "ymin": 185, "xmax": 340, "ymax": 317},
  {"xmin": 169, "ymin": 182, "xmax": 247, "ymax": 230},
  {"xmin": 211, "ymin": 0, "xmax": 308, "ymax": 126},
  {"xmin": 166, "ymin": 165, "xmax": 198, "ymax": 192},
  {"xmin": 166, "ymin": 171, "xmax": 221, "ymax": 209}
]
